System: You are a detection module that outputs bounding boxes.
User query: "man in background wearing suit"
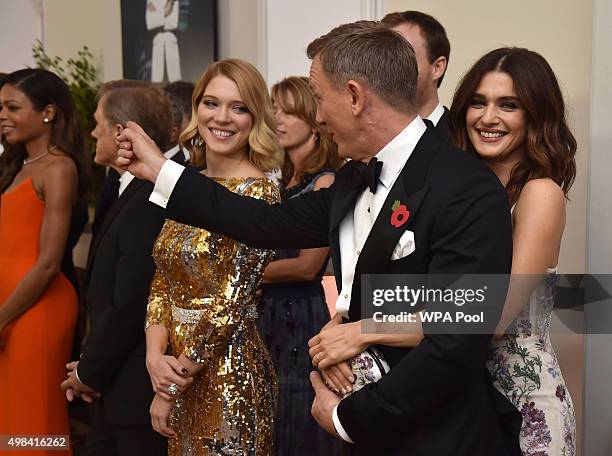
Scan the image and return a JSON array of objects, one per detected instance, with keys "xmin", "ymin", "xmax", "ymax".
[
  {"xmin": 116, "ymin": 21, "xmax": 520, "ymax": 455},
  {"xmin": 61, "ymin": 83, "xmax": 189, "ymax": 455},
  {"xmin": 382, "ymin": 11, "xmax": 451, "ymax": 140},
  {"xmin": 162, "ymin": 80, "xmax": 194, "ymax": 164}
]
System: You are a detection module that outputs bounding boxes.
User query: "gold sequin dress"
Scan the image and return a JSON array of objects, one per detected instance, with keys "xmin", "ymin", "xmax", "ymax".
[{"xmin": 146, "ymin": 177, "xmax": 280, "ymax": 455}]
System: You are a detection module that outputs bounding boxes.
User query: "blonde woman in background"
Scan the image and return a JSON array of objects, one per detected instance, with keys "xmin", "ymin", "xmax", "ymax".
[{"xmin": 143, "ymin": 58, "xmax": 282, "ymax": 455}]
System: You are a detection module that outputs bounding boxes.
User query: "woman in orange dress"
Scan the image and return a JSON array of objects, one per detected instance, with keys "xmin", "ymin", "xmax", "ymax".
[{"xmin": 0, "ymin": 69, "xmax": 89, "ymax": 455}]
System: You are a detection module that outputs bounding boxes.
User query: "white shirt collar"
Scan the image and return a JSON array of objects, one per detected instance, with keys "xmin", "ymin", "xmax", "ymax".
[
  {"xmin": 164, "ymin": 144, "xmax": 190, "ymax": 163},
  {"xmin": 118, "ymin": 171, "xmax": 135, "ymax": 196},
  {"xmin": 164, "ymin": 144, "xmax": 181, "ymax": 159},
  {"xmin": 374, "ymin": 116, "xmax": 427, "ymax": 189},
  {"xmin": 426, "ymin": 102, "xmax": 445, "ymax": 127}
]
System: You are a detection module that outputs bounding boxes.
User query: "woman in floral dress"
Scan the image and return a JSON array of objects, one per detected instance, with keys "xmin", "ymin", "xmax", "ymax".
[{"xmin": 449, "ymin": 47, "xmax": 577, "ymax": 455}]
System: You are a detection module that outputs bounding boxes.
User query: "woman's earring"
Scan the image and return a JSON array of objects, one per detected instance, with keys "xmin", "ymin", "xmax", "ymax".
[{"xmin": 43, "ymin": 118, "xmax": 50, "ymax": 123}]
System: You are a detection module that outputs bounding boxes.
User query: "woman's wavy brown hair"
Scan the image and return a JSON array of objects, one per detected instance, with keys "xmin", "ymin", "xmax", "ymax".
[
  {"xmin": 179, "ymin": 58, "xmax": 283, "ymax": 171},
  {"xmin": 271, "ymin": 76, "xmax": 342, "ymax": 186},
  {"xmin": 0, "ymin": 69, "xmax": 89, "ymax": 200},
  {"xmin": 449, "ymin": 47, "xmax": 576, "ymax": 205}
]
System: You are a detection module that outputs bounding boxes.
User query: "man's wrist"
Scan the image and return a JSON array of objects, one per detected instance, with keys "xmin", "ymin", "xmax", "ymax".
[
  {"xmin": 332, "ymin": 404, "xmax": 354, "ymax": 443},
  {"xmin": 150, "ymin": 156, "xmax": 168, "ymax": 183}
]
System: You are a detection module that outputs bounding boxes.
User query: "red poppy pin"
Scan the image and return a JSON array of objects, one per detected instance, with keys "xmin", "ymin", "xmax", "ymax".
[{"xmin": 391, "ymin": 200, "xmax": 410, "ymax": 228}]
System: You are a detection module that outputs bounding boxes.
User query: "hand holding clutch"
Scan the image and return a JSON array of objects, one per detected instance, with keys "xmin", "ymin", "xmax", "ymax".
[{"xmin": 308, "ymin": 320, "xmax": 367, "ymax": 370}]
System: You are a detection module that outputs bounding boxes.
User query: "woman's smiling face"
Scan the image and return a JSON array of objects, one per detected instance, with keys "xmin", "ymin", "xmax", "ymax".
[
  {"xmin": 466, "ymin": 71, "xmax": 527, "ymax": 165},
  {"xmin": 197, "ymin": 75, "xmax": 254, "ymax": 160}
]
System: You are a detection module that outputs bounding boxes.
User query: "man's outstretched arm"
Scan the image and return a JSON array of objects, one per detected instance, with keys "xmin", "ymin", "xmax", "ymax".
[{"xmin": 116, "ymin": 121, "xmax": 331, "ymax": 249}]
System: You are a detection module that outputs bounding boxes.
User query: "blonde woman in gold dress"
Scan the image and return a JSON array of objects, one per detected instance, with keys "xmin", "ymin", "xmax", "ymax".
[{"xmin": 144, "ymin": 59, "xmax": 283, "ymax": 455}]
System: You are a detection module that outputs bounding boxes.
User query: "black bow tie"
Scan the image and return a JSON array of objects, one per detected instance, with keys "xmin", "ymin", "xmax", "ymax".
[
  {"xmin": 342, "ymin": 157, "xmax": 383, "ymax": 194},
  {"xmin": 423, "ymin": 118, "xmax": 434, "ymax": 129}
]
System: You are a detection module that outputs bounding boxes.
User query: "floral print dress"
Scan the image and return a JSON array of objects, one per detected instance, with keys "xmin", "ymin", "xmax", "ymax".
[{"xmin": 487, "ymin": 269, "xmax": 576, "ymax": 456}]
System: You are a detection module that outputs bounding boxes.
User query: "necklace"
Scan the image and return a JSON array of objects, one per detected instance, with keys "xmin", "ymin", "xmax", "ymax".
[{"xmin": 23, "ymin": 151, "xmax": 50, "ymax": 166}]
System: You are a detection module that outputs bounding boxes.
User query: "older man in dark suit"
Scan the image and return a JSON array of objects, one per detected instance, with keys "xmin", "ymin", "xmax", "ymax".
[{"xmin": 61, "ymin": 83, "xmax": 191, "ymax": 456}]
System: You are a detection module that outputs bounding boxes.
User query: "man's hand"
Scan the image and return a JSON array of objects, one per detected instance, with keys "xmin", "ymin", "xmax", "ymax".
[
  {"xmin": 310, "ymin": 371, "xmax": 341, "ymax": 437},
  {"xmin": 150, "ymin": 393, "xmax": 176, "ymax": 438},
  {"xmin": 61, "ymin": 361, "xmax": 99, "ymax": 403},
  {"xmin": 116, "ymin": 121, "xmax": 167, "ymax": 183}
]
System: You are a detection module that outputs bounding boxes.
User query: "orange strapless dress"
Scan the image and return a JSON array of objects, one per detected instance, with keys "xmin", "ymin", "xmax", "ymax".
[{"xmin": 0, "ymin": 178, "xmax": 77, "ymax": 455}]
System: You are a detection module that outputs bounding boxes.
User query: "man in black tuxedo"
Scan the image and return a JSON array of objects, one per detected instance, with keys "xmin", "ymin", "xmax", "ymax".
[
  {"xmin": 61, "ymin": 84, "xmax": 188, "ymax": 455},
  {"xmin": 382, "ymin": 11, "xmax": 451, "ymax": 140},
  {"xmin": 116, "ymin": 21, "xmax": 520, "ymax": 455}
]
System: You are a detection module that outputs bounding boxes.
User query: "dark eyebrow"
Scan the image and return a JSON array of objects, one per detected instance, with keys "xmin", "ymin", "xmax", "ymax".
[
  {"xmin": 498, "ymin": 96, "xmax": 521, "ymax": 103},
  {"xmin": 470, "ymin": 93, "xmax": 520, "ymax": 103}
]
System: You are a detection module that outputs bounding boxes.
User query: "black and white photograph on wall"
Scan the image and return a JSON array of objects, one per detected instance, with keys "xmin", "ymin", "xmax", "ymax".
[{"xmin": 121, "ymin": 0, "xmax": 217, "ymax": 83}]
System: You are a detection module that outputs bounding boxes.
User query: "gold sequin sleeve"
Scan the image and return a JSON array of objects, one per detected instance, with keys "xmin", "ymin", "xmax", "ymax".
[
  {"xmin": 145, "ymin": 262, "xmax": 172, "ymax": 330},
  {"xmin": 182, "ymin": 179, "xmax": 281, "ymax": 364}
]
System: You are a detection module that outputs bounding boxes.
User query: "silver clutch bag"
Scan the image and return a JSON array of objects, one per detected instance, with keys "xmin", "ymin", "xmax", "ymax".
[{"xmin": 345, "ymin": 346, "xmax": 390, "ymax": 396}]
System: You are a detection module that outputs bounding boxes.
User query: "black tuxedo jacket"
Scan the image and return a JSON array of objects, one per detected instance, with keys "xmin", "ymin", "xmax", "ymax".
[
  {"xmin": 80, "ymin": 178, "xmax": 166, "ymax": 425},
  {"xmin": 162, "ymin": 128, "xmax": 521, "ymax": 455},
  {"xmin": 91, "ymin": 149, "xmax": 185, "ymax": 243}
]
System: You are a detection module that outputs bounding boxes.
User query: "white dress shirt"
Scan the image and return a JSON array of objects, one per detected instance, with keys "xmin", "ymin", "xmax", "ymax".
[
  {"xmin": 147, "ymin": 116, "xmax": 428, "ymax": 444},
  {"xmin": 426, "ymin": 102, "xmax": 445, "ymax": 127},
  {"xmin": 334, "ymin": 116, "xmax": 427, "ymax": 318},
  {"xmin": 118, "ymin": 171, "xmax": 135, "ymax": 197},
  {"xmin": 330, "ymin": 117, "xmax": 426, "ymax": 443}
]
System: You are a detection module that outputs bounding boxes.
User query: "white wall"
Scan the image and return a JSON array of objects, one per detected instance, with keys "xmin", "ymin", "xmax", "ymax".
[
  {"xmin": 0, "ymin": 0, "xmax": 43, "ymax": 72},
  {"xmin": 217, "ymin": 0, "xmax": 262, "ymax": 70},
  {"xmin": 263, "ymin": 0, "xmax": 374, "ymax": 85}
]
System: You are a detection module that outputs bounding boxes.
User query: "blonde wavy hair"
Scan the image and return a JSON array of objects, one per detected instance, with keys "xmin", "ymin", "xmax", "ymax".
[{"xmin": 179, "ymin": 58, "xmax": 283, "ymax": 171}]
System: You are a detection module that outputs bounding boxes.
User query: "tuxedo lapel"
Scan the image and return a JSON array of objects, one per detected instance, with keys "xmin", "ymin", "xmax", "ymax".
[
  {"xmin": 86, "ymin": 179, "xmax": 144, "ymax": 280},
  {"xmin": 348, "ymin": 128, "xmax": 441, "ymax": 320}
]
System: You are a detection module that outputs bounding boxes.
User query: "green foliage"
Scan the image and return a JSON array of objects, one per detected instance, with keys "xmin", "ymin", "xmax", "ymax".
[{"xmin": 31, "ymin": 40, "xmax": 103, "ymax": 202}]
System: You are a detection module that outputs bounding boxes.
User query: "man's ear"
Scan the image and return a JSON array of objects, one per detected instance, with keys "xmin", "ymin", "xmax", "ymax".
[
  {"xmin": 114, "ymin": 123, "xmax": 125, "ymax": 138},
  {"xmin": 432, "ymin": 56, "xmax": 448, "ymax": 85},
  {"xmin": 346, "ymin": 80, "xmax": 366, "ymax": 116}
]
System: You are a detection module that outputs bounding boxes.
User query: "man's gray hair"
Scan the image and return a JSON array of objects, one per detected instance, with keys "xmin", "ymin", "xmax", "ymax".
[{"xmin": 306, "ymin": 20, "xmax": 418, "ymax": 113}]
